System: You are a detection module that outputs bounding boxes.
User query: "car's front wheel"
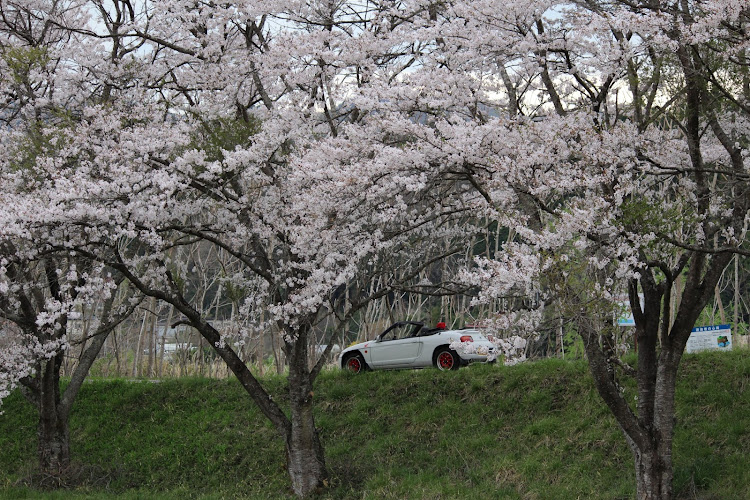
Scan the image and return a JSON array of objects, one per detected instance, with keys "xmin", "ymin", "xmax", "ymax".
[
  {"xmin": 343, "ymin": 353, "xmax": 367, "ymax": 374},
  {"xmin": 434, "ymin": 347, "xmax": 461, "ymax": 371}
]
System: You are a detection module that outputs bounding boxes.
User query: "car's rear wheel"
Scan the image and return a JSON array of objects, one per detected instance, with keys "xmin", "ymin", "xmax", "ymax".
[
  {"xmin": 344, "ymin": 353, "xmax": 367, "ymax": 374},
  {"xmin": 434, "ymin": 347, "xmax": 460, "ymax": 371}
]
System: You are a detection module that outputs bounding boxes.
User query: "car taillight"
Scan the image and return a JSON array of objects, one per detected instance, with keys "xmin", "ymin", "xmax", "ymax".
[{"xmin": 460, "ymin": 335, "xmax": 473, "ymax": 342}]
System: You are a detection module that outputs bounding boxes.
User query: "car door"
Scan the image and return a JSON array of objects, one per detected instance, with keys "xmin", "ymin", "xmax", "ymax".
[{"xmin": 368, "ymin": 323, "xmax": 422, "ymax": 367}]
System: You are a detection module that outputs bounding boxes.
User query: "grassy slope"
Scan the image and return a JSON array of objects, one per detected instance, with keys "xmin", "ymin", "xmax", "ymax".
[{"xmin": 0, "ymin": 351, "xmax": 748, "ymax": 499}]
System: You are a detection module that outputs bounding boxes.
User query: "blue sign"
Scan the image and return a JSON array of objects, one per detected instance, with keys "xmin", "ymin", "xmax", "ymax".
[{"xmin": 687, "ymin": 324, "xmax": 732, "ymax": 353}]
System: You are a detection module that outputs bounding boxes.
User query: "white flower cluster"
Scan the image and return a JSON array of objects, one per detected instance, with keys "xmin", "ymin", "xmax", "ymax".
[{"xmin": 0, "ymin": 335, "xmax": 68, "ymax": 414}]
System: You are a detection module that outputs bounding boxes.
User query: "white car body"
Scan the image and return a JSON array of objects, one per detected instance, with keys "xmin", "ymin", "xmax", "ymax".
[{"xmin": 339, "ymin": 321, "xmax": 497, "ymax": 372}]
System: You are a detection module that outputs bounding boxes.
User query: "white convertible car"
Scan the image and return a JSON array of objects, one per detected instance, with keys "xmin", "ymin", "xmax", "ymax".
[{"xmin": 339, "ymin": 321, "xmax": 497, "ymax": 373}]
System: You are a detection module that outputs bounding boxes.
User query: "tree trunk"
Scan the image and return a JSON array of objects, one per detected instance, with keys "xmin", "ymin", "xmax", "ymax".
[
  {"xmin": 286, "ymin": 329, "xmax": 328, "ymax": 497},
  {"xmin": 630, "ymin": 438, "xmax": 673, "ymax": 500},
  {"xmin": 38, "ymin": 411, "xmax": 71, "ymax": 477},
  {"xmin": 37, "ymin": 357, "xmax": 71, "ymax": 477},
  {"xmin": 38, "ymin": 413, "xmax": 71, "ymax": 477},
  {"xmin": 286, "ymin": 394, "xmax": 328, "ymax": 497}
]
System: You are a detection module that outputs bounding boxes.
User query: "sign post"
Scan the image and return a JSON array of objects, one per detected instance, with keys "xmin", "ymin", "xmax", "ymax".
[{"xmin": 686, "ymin": 324, "xmax": 733, "ymax": 354}]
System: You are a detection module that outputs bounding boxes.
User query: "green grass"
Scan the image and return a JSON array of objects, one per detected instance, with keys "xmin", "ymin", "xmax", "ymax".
[{"xmin": 1, "ymin": 351, "xmax": 748, "ymax": 499}]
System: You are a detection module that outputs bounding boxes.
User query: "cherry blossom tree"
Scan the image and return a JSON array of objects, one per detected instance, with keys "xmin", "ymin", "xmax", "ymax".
[
  {"xmin": 2, "ymin": 1, "xmax": 477, "ymax": 495},
  {"xmin": 325, "ymin": 1, "xmax": 747, "ymax": 498},
  {"xmin": 0, "ymin": 0, "xmax": 141, "ymax": 479},
  {"xmin": 0, "ymin": 242, "xmax": 132, "ymax": 478}
]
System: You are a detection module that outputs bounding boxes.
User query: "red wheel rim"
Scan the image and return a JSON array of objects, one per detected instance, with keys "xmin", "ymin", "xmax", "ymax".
[
  {"xmin": 438, "ymin": 352, "xmax": 454, "ymax": 370},
  {"xmin": 347, "ymin": 358, "xmax": 361, "ymax": 373}
]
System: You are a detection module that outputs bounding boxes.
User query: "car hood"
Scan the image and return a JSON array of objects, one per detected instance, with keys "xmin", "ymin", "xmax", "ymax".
[{"xmin": 342, "ymin": 340, "xmax": 372, "ymax": 354}]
